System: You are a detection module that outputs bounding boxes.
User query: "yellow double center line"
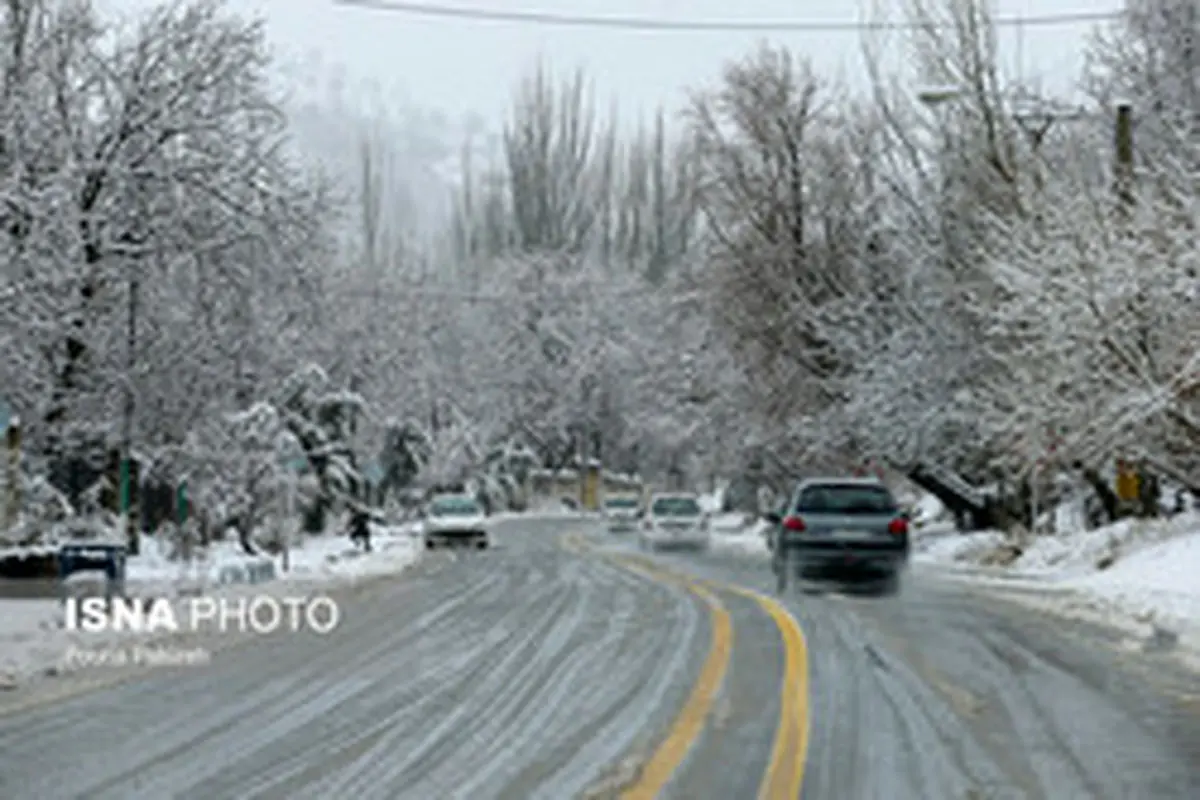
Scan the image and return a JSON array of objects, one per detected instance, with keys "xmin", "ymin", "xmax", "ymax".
[
  {"xmin": 727, "ymin": 584, "xmax": 811, "ymax": 800},
  {"xmin": 563, "ymin": 534, "xmax": 810, "ymax": 798}
]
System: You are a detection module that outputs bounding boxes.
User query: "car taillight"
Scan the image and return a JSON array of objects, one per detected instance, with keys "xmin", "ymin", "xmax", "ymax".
[
  {"xmin": 888, "ymin": 517, "xmax": 908, "ymax": 535},
  {"xmin": 782, "ymin": 516, "xmax": 805, "ymax": 532}
]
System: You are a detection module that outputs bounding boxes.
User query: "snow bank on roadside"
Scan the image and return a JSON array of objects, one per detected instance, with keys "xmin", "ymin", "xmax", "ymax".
[
  {"xmin": 276, "ymin": 526, "xmax": 419, "ymax": 584},
  {"xmin": 917, "ymin": 513, "xmax": 1199, "ymax": 577},
  {"xmin": 697, "ymin": 487, "xmax": 725, "ymax": 514},
  {"xmin": 917, "ymin": 511, "xmax": 1200, "ymax": 660},
  {"xmin": 710, "ymin": 512, "xmax": 751, "ymax": 533},
  {"xmin": 1071, "ymin": 533, "xmax": 1200, "ymax": 643},
  {"xmin": 708, "ymin": 517, "xmax": 770, "ymax": 557},
  {"xmin": 911, "ymin": 493, "xmax": 946, "ymax": 526},
  {"xmin": 1013, "ymin": 513, "xmax": 1198, "ymax": 576},
  {"xmin": 915, "ymin": 530, "xmax": 1007, "ymax": 564}
]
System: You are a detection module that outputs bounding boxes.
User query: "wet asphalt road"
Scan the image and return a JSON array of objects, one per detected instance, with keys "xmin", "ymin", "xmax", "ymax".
[{"xmin": 0, "ymin": 515, "xmax": 1197, "ymax": 799}]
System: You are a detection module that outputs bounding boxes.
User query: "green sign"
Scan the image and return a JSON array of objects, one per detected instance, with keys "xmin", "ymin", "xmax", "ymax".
[
  {"xmin": 176, "ymin": 481, "xmax": 188, "ymax": 525},
  {"xmin": 363, "ymin": 461, "xmax": 385, "ymax": 486}
]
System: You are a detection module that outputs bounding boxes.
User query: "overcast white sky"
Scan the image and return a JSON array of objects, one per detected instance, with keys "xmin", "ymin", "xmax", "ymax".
[{"xmin": 107, "ymin": 0, "xmax": 1112, "ymax": 121}]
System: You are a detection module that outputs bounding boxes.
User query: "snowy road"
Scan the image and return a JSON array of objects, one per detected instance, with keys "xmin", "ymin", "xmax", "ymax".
[
  {"xmin": 0, "ymin": 517, "xmax": 787, "ymax": 799},
  {"xmin": 0, "ymin": 517, "xmax": 1197, "ymax": 799},
  {"xmin": 642, "ymin": 539, "xmax": 1200, "ymax": 799}
]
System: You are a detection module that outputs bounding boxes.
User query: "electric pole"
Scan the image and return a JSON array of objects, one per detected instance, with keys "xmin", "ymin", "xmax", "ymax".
[{"xmin": 121, "ymin": 185, "xmax": 154, "ymax": 555}]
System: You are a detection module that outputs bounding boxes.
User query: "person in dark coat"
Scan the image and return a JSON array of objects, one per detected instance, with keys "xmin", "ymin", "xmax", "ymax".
[{"xmin": 348, "ymin": 505, "xmax": 372, "ymax": 552}]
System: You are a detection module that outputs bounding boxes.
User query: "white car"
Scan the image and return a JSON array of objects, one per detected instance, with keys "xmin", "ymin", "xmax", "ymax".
[
  {"xmin": 603, "ymin": 495, "xmax": 641, "ymax": 533},
  {"xmin": 639, "ymin": 493, "xmax": 711, "ymax": 551},
  {"xmin": 421, "ymin": 494, "xmax": 492, "ymax": 550}
]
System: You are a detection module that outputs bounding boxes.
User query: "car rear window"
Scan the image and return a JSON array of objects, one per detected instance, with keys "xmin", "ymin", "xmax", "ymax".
[
  {"xmin": 651, "ymin": 497, "xmax": 701, "ymax": 516},
  {"xmin": 795, "ymin": 484, "xmax": 897, "ymax": 514},
  {"xmin": 605, "ymin": 497, "xmax": 639, "ymax": 509},
  {"xmin": 430, "ymin": 497, "xmax": 479, "ymax": 515}
]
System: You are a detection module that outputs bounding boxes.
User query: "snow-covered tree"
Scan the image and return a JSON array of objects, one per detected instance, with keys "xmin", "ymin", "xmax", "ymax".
[
  {"xmin": 8, "ymin": 0, "xmax": 1191, "ymax": 539},
  {"xmin": 274, "ymin": 365, "xmax": 365, "ymax": 531}
]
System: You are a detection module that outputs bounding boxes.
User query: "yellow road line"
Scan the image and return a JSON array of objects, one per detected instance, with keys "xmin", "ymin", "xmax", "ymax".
[
  {"xmin": 618, "ymin": 569, "xmax": 732, "ymax": 799},
  {"xmin": 559, "ymin": 535, "xmax": 734, "ymax": 798},
  {"xmin": 560, "ymin": 535, "xmax": 808, "ymax": 799},
  {"xmin": 726, "ymin": 585, "xmax": 811, "ymax": 800}
]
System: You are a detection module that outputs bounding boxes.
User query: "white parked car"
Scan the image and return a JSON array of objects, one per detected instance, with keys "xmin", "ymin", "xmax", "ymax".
[
  {"xmin": 639, "ymin": 493, "xmax": 710, "ymax": 551},
  {"xmin": 421, "ymin": 494, "xmax": 492, "ymax": 550},
  {"xmin": 603, "ymin": 494, "xmax": 641, "ymax": 533}
]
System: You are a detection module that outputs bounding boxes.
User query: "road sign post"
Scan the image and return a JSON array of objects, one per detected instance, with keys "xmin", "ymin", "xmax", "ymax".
[
  {"xmin": 277, "ymin": 452, "xmax": 305, "ymax": 573},
  {"xmin": 176, "ymin": 480, "xmax": 188, "ymax": 527},
  {"xmin": 175, "ymin": 478, "xmax": 195, "ymax": 569}
]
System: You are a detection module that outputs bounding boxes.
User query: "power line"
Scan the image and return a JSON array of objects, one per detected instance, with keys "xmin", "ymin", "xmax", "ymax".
[{"xmin": 333, "ymin": 1, "xmax": 1121, "ymax": 32}]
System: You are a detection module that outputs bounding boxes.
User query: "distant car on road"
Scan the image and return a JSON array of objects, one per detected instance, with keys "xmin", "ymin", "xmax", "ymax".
[
  {"xmin": 639, "ymin": 492, "xmax": 710, "ymax": 551},
  {"xmin": 765, "ymin": 477, "xmax": 909, "ymax": 594},
  {"xmin": 421, "ymin": 494, "xmax": 491, "ymax": 550},
  {"xmin": 603, "ymin": 494, "xmax": 641, "ymax": 533}
]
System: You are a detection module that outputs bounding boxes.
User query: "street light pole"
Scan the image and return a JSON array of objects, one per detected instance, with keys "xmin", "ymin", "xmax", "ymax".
[{"xmin": 121, "ymin": 271, "xmax": 139, "ymax": 555}]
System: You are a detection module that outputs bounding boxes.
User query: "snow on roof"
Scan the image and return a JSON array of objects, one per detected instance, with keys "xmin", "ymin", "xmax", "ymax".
[
  {"xmin": 798, "ymin": 476, "xmax": 886, "ymax": 487},
  {"xmin": 429, "ymin": 493, "xmax": 476, "ymax": 503}
]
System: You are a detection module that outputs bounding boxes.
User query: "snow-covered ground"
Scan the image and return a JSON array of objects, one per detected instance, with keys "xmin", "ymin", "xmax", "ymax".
[
  {"xmin": 917, "ymin": 511, "xmax": 1200, "ymax": 665},
  {"xmin": 697, "ymin": 488, "xmax": 771, "ymax": 556},
  {"xmin": 0, "ymin": 523, "xmax": 421, "ymax": 689},
  {"xmin": 707, "ymin": 512, "xmax": 770, "ymax": 557},
  {"xmin": 697, "ymin": 487, "xmax": 725, "ymax": 514}
]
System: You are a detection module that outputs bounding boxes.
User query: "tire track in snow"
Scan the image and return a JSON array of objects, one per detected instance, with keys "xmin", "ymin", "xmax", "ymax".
[
  {"xmin": 0, "ymin": 520, "xmax": 711, "ymax": 799},
  {"xmin": 64, "ymin": 568, "xmax": 515, "ymax": 798},
  {"xmin": 298, "ymin": 564, "xmax": 588, "ymax": 797}
]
